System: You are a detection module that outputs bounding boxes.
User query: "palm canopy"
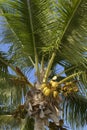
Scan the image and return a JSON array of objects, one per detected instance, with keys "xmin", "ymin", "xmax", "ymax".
[
  {"xmin": 0, "ymin": 0, "xmax": 87, "ymax": 67},
  {"xmin": 0, "ymin": 0, "xmax": 87, "ymax": 130}
]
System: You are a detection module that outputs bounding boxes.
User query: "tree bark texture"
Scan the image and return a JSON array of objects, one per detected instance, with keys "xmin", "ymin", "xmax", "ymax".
[{"xmin": 34, "ymin": 115, "xmax": 45, "ymax": 130}]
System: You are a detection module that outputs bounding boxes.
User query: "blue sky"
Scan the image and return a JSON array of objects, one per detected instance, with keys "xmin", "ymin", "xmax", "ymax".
[{"xmin": 0, "ymin": 43, "xmax": 10, "ymax": 52}]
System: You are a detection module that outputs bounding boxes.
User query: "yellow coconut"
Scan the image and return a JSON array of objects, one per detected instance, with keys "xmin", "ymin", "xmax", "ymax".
[{"xmin": 53, "ymin": 91, "xmax": 58, "ymax": 98}]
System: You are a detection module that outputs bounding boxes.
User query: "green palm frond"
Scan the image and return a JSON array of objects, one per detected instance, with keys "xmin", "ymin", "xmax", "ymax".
[
  {"xmin": 0, "ymin": 0, "xmax": 35, "ymax": 67},
  {"xmin": 0, "ymin": 79, "xmax": 18, "ymax": 106},
  {"xmin": 0, "ymin": 51, "xmax": 9, "ymax": 78},
  {"xmin": 0, "ymin": 52, "xmax": 34, "ymax": 87},
  {"xmin": 0, "ymin": 115, "xmax": 14, "ymax": 125},
  {"xmin": 0, "ymin": 0, "xmax": 87, "ymax": 67},
  {"xmin": 63, "ymin": 94, "xmax": 87, "ymax": 128},
  {"xmin": 0, "ymin": 115, "xmax": 23, "ymax": 128},
  {"xmin": 58, "ymin": 0, "xmax": 87, "ymax": 66},
  {"xmin": 48, "ymin": 0, "xmax": 87, "ymax": 71}
]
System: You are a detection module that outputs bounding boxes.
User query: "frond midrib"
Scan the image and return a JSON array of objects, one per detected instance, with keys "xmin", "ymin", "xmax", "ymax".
[
  {"xmin": 27, "ymin": 0, "xmax": 40, "ymax": 79},
  {"xmin": 60, "ymin": 0, "xmax": 81, "ymax": 42}
]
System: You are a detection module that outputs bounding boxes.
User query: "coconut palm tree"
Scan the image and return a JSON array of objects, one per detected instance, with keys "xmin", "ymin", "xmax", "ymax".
[{"xmin": 0, "ymin": 0, "xmax": 87, "ymax": 130}]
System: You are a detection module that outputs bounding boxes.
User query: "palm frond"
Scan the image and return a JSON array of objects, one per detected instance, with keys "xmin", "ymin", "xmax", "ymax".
[
  {"xmin": 45, "ymin": 0, "xmax": 87, "ymax": 72},
  {"xmin": 0, "ymin": 0, "xmax": 87, "ymax": 66},
  {"xmin": 0, "ymin": 52, "xmax": 34, "ymax": 87},
  {"xmin": 0, "ymin": 80, "xmax": 17, "ymax": 106},
  {"xmin": 0, "ymin": 115, "xmax": 24, "ymax": 129},
  {"xmin": 63, "ymin": 94, "xmax": 87, "ymax": 128},
  {"xmin": 0, "ymin": 0, "xmax": 34, "ymax": 67},
  {"xmin": 58, "ymin": 0, "xmax": 87, "ymax": 66},
  {"xmin": 0, "ymin": 115, "xmax": 14, "ymax": 125},
  {"xmin": 0, "ymin": 51, "xmax": 9, "ymax": 78}
]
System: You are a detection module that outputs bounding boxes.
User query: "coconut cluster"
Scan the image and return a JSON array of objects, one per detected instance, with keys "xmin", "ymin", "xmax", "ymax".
[{"xmin": 41, "ymin": 80, "xmax": 78, "ymax": 97}]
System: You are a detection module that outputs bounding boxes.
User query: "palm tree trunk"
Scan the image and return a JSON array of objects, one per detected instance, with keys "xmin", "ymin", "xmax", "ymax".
[{"xmin": 34, "ymin": 115, "xmax": 45, "ymax": 130}]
